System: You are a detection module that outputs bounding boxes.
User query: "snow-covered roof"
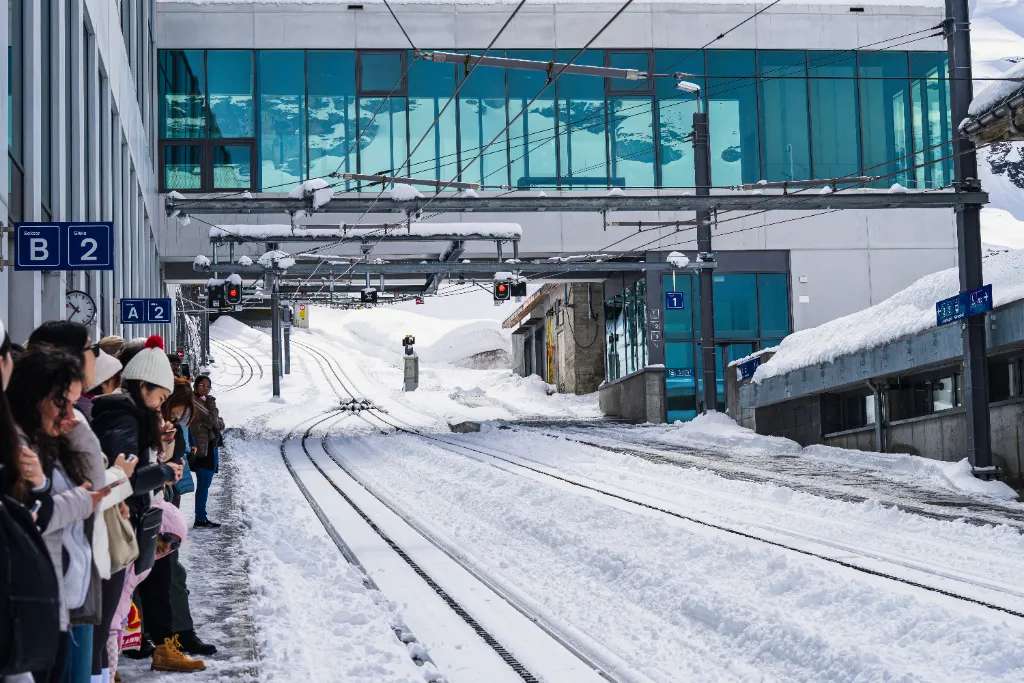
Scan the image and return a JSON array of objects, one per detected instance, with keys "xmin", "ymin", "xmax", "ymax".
[
  {"xmin": 967, "ymin": 60, "xmax": 1024, "ymax": 118},
  {"xmin": 209, "ymin": 222, "xmax": 523, "ymax": 240},
  {"xmin": 753, "ymin": 248, "xmax": 1024, "ymax": 383}
]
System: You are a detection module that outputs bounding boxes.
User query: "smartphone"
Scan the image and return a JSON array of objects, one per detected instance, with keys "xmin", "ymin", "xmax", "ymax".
[
  {"xmin": 29, "ymin": 499, "xmax": 42, "ymax": 516},
  {"xmin": 98, "ymin": 478, "xmax": 128, "ymax": 494},
  {"xmin": 125, "ymin": 454, "xmax": 138, "ymax": 463}
]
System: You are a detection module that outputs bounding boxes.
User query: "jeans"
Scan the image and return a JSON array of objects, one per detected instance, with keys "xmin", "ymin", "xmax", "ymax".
[
  {"xmin": 194, "ymin": 469, "xmax": 215, "ymax": 522},
  {"xmin": 62, "ymin": 625, "xmax": 91, "ymax": 682}
]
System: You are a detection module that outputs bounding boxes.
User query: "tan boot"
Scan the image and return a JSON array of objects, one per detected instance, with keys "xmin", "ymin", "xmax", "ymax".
[{"xmin": 151, "ymin": 634, "xmax": 207, "ymax": 673}]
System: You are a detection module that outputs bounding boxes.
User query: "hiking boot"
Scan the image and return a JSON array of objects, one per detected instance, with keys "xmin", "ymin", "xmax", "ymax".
[
  {"xmin": 151, "ymin": 635, "xmax": 206, "ymax": 672},
  {"xmin": 121, "ymin": 637, "xmax": 155, "ymax": 660},
  {"xmin": 176, "ymin": 629, "xmax": 218, "ymax": 656}
]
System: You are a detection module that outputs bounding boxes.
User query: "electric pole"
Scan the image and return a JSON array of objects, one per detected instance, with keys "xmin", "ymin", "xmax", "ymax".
[
  {"xmin": 945, "ymin": 0, "xmax": 993, "ymax": 471},
  {"xmin": 271, "ymin": 273, "xmax": 282, "ymax": 397},
  {"xmin": 694, "ymin": 111, "xmax": 717, "ymax": 414}
]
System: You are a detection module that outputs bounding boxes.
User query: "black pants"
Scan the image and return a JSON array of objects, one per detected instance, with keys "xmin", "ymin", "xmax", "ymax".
[
  {"xmin": 33, "ymin": 630, "xmax": 69, "ymax": 683},
  {"xmin": 91, "ymin": 568, "xmax": 127, "ymax": 674},
  {"xmin": 138, "ymin": 554, "xmax": 175, "ymax": 643},
  {"xmin": 170, "ymin": 552, "xmax": 195, "ymax": 634}
]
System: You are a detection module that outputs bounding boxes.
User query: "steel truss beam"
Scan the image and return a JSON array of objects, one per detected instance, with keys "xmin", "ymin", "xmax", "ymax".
[
  {"xmin": 209, "ymin": 232, "xmax": 515, "ymax": 244},
  {"xmin": 167, "ymin": 191, "xmax": 988, "ymax": 216}
]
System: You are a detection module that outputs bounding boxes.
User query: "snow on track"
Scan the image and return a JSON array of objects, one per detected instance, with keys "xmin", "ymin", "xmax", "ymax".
[{"xmin": 332, "ymin": 432, "xmax": 1024, "ymax": 682}]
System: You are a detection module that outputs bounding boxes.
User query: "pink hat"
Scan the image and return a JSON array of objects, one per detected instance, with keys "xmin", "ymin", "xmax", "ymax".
[{"xmin": 150, "ymin": 498, "xmax": 188, "ymax": 550}]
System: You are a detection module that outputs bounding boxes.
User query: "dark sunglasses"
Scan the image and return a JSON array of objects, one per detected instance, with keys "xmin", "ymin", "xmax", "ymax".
[{"xmin": 84, "ymin": 343, "xmax": 100, "ymax": 357}]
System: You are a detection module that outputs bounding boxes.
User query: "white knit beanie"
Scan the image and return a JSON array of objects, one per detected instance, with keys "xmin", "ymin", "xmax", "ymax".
[
  {"xmin": 122, "ymin": 335, "xmax": 175, "ymax": 391},
  {"xmin": 88, "ymin": 350, "xmax": 123, "ymax": 391}
]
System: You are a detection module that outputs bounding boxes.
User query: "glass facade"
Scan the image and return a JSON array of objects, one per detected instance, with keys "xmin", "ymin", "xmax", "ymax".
[
  {"xmin": 661, "ymin": 271, "xmax": 790, "ymax": 422},
  {"xmin": 158, "ymin": 48, "xmax": 953, "ymax": 192}
]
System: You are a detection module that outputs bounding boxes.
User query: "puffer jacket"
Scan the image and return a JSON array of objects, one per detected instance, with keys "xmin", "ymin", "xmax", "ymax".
[
  {"xmin": 188, "ymin": 402, "xmax": 218, "ymax": 471},
  {"xmin": 90, "ymin": 393, "xmax": 174, "ymax": 522},
  {"xmin": 64, "ymin": 410, "xmax": 107, "ymax": 625}
]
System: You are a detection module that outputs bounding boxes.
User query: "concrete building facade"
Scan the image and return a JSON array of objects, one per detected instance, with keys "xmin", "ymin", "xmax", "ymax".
[{"xmin": 4, "ymin": 0, "xmax": 166, "ymax": 344}]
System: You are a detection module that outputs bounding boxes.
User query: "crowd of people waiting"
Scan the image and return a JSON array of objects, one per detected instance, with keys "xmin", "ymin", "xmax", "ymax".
[{"xmin": 1, "ymin": 318, "xmax": 228, "ymax": 682}]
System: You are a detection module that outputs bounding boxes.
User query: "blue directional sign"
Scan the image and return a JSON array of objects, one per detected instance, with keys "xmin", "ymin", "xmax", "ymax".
[
  {"xmin": 737, "ymin": 357, "xmax": 762, "ymax": 381},
  {"xmin": 936, "ymin": 284, "xmax": 993, "ymax": 326},
  {"xmin": 665, "ymin": 292, "xmax": 687, "ymax": 310},
  {"xmin": 120, "ymin": 299, "xmax": 147, "ymax": 325},
  {"xmin": 15, "ymin": 222, "xmax": 114, "ymax": 271},
  {"xmin": 66, "ymin": 223, "xmax": 113, "ymax": 270},
  {"xmin": 15, "ymin": 224, "xmax": 61, "ymax": 270},
  {"xmin": 667, "ymin": 368, "xmax": 694, "ymax": 379},
  {"xmin": 147, "ymin": 298, "xmax": 173, "ymax": 323}
]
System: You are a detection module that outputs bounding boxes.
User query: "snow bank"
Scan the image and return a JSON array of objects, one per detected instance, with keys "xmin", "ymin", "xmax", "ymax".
[
  {"xmin": 658, "ymin": 411, "xmax": 802, "ymax": 457},
  {"xmin": 968, "ymin": 60, "xmax": 1024, "ymax": 117},
  {"xmin": 755, "ymin": 248, "xmax": 1024, "ymax": 382},
  {"xmin": 803, "ymin": 444, "xmax": 1020, "ymax": 500},
  {"xmin": 982, "ymin": 207, "xmax": 1024, "ymax": 249}
]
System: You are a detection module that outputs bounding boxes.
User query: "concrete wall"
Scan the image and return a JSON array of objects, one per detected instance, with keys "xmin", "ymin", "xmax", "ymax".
[
  {"xmin": 3, "ymin": 0, "xmax": 162, "ymax": 343},
  {"xmin": 599, "ymin": 367, "xmax": 666, "ymax": 423}
]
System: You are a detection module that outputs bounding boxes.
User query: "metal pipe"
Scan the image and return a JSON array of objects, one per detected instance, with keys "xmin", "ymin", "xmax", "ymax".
[
  {"xmin": 271, "ymin": 274, "xmax": 281, "ymax": 397},
  {"xmin": 694, "ymin": 112, "xmax": 717, "ymax": 415}
]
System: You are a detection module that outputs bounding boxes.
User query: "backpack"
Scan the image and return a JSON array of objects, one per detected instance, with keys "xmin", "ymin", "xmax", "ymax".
[{"xmin": 0, "ymin": 495, "xmax": 60, "ymax": 674}]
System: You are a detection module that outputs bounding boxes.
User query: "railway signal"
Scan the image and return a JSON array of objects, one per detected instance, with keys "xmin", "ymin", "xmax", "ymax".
[
  {"xmin": 206, "ymin": 282, "xmax": 224, "ymax": 309},
  {"xmin": 493, "ymin": 280, "xmax": 511, "ymax": 303},
  {"xmin": 225, "ymin": 283, "xmax": 242, "ymax": 305}
]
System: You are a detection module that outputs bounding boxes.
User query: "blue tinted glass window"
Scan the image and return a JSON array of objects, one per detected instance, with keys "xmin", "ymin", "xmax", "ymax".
[
  {"xmin": 163, "ymin": 143, "xmax": 202, "ymax": 189},
  {"xmin": 758, "ymin": 51, "xmax": 810, "ymax": 181},
  {"xmin": 212, "ymin": 144, "xmax": 252, "ymax": 189},
  {"xmin": 757, "ymin": 273, "xmax": 790, "ymax": 338},
  {"xmin": 655, "ymin": 50, "xmax": 704, "ymax": 187},
  {"xmin": 557, "ymin": 50, "xmax": 607, "ymax": 188},
  {"xmin": 808, "ymin": 51, "xmax": 860, "ymax": 179},
  {"xmin": 258, "ymin": 51, "xmax": 306, "ymax": 190},
  {"xmin": 360, "ymin": 51, "xmax": 405, "ymax": 94},
  {"xmin": 207, "ymin": 51, "xmax": 253, "ymax": 138},
  {"xmin": 909, "ymin": 52, "xmax": 951, "ymax": 188},
  {"xmin": 307, "ymin": 51, "xmax": 357, "ymax": 187},
  {"xmin": 608, "ymin": 52, "xmax": 651, "ymax": 94},
  {"xmin": 359, "ymin": 96, "xmax": 408, "ymax": 180},
  {"xmin": 859, "ymin": 52, "xmax": 912, "ymax": 187},
  {"xmin": 707, "ymin": 50, "xmax": 759, "ymax": 184},
  {"xmin": 508, "ymin": 50, "xmax": 557, "ymax": 189},
  {"xmin": 407, "ymin": 55, "xmax": 458, "ymax": 185},
  {"xmin": 160, "ymin": 49, "xmax": 205, "ymax": 139},
  {"xmin": 713, "ymin": 273, "xmax": 758, "ymax": 338},
  {"xmin": 605, "ymin": 293, "xmax": 625, "ymax": 381},
  {"xmin": 609, "ymin": 97, "xmax": 655, "ymax": 187},
  {"xmin": 457, "ymin": 55, "xmax": 508, "ymax": 189},
  {"xmin": 663, "ymin": 273, "xmax": 694, "ymax": 339},
  {"xmin": 665, "ymin": 341, "xmax": 697, "ymax": 422}
]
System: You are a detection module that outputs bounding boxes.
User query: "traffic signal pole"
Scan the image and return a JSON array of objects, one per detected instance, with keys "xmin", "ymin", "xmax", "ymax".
[
  {"xmin": 271, "ymin": 273, "xmax": 282, "ymax": 397},
  {"xmin": 945, "ymin": 0, "xmax": 993, "ymax": 471},
  {"xmin": 693, "ymin": 111, "xmax": 717, "ymax": 414}
]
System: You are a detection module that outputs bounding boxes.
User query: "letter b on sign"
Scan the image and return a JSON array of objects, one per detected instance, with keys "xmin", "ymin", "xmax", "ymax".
[{"xmin": 15, "ymin": 224, "xmax": 61, "ymax": 270}]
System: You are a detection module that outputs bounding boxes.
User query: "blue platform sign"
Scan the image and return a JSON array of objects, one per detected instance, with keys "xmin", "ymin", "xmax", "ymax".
[
  {"xmin": 121, "ymin": 298, "xmax": 172, "ymax": 325},
  {"xmin": 665, "ymin": 292, "xmax": 686, "ymax": 310},
  {"xmin": 66, "ymin": 223, "xmax": 113, "ymax": 270},
  {"xmin": 667, "ymin": 368, "xmax": 694, "ymax": 379},
  {"xmin": 737, "ymin": 357, "xmax": 762, "ymax": 381},
  {"xmin": 147, "ymin": 298, "xmax": 173, "ymax": 323},
  {"xmin": 15, "ymin": 222, "xmax": 113, "ymax": 271},
  {"xmin": 936, "ymin": 284, "xmax": 993, "ymax": 326},
  {"xmin": 15, "ymin": 224, "xmax": 61, "ymax": 270}
]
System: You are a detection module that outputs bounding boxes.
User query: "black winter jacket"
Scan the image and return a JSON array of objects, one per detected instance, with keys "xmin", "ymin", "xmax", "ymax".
[{"xmin": 90, "ymin": 393, "xmax": 174, "ymax": 518}]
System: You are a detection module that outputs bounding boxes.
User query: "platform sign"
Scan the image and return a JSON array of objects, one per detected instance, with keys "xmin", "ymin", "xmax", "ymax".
[
  {"xmin": 14, "ymin": 222, "xmax": 113, "ymax": 271},
  {"xmin": 936, "ymin": 284, "xmax": 993, "ymax": 326},
  {"xmin": 665, "ymin": 292, "xmax": 686, "ymax": 310},
  {"xmin": 667, "ymin": 368, "xmax": 694, "ymax": 379},
  {"xmin": 121, "ymin": 298, "xmax": 172, "ymax": 324},
  {"xmin": 736, "ymin": 357, "xmax": 761, "ymax": 381},
  {"xmin": 15, "ymin": 224, "xmax": 61, "ymax": 270},
  {"xmin": 147, "ymin": 298, "xmax": 173, "ymax": 323}
]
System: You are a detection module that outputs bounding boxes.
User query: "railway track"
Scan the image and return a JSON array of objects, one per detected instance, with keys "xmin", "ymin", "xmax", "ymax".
[
  {"xmin": 290, "ymin": 338, "xmax": 1024, "ymax": 620},
  {"xmin": 282, "ymin": 338, "xmax": 616, "ymax": 682},
  {"xmin": 209, "ymin": 339, "xmax": 262, "ymax": 391}
]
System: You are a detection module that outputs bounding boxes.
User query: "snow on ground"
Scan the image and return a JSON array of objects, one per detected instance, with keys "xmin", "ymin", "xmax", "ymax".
[
  {"xmin": 754, "ymin": 247, "xmax": 1024, "ymax": 382},
  {"xmin": 335, "ymin": 429, "xmax": 1024, "ymax": 682},
  {"xmin": 982, "ymin": 207, "xmax": 1024, "ymax": 248}
]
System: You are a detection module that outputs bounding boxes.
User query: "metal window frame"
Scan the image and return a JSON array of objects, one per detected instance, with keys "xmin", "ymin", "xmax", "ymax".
[
  {"xmin": 604, "ymin": 50, "xmax": 654, "ymax": 96},
  {"xmin": 357, "ymin": 50, "xmax": 408, "ymax": 96}
]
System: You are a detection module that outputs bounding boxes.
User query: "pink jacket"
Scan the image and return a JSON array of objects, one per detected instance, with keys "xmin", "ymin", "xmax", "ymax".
[{"xmin": 111, "ymin": 499, "xmax": 189, "ymax": 633}]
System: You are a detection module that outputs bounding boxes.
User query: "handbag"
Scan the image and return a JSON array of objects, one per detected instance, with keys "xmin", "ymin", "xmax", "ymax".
[
  {"xmin": 104, "ymin": 505, "xmax": 139, "ymax": 574},
  {"xmin": 133, "ymin": 507, "xmax": 164, "ymax": 574},
  {"xmin": 174, "ymin": 452, "xmax": 195, "ymax": 496}
]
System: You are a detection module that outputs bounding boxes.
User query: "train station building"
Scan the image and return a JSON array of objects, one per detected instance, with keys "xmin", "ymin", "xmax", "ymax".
[{"xmin": 4, "ymin": 0, "xmax": 966, "ymax": 424}]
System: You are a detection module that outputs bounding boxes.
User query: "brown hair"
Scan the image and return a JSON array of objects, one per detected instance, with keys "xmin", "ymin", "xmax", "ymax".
[{"xmin": 161, "ymin": 377, "xmax": 194, "ymax": 421}]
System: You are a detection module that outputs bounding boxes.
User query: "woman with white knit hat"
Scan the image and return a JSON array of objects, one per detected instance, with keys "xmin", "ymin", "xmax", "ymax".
[{"xmin": 89, "ymin": 336, "xmax": 203, "ymax": 674}]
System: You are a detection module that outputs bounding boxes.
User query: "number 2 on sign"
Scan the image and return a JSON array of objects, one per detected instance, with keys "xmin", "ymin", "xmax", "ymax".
[{"xmin": 79, "ymin": 238, "xmax": 98, "ymax": 261}]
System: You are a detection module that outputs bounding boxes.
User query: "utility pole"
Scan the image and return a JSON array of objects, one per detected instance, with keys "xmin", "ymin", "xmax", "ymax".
[
  {"xmin": 271, "ymin": 274, "xmax": 282, "ymax": 397},
  {"xmin": 200, "ymin": 310, "xmax": 209, "ymax": 367},
  {"xmin": 693, "ymin": 111, "xmax": 717, "ymax": 414},
  {"xmin": 945, "ymin": 0, "xmax": 993, "ymax": 471}
]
